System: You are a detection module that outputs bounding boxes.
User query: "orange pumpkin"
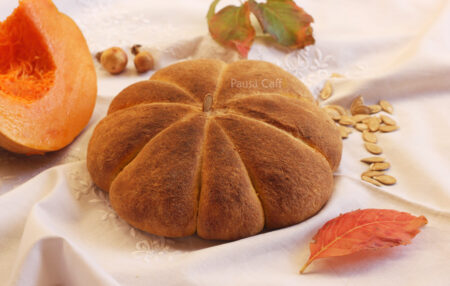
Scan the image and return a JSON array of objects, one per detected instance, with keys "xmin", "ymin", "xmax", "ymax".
[{"xmin": 0, "ymin": 0, "xmax": 97, "ymax": 154}]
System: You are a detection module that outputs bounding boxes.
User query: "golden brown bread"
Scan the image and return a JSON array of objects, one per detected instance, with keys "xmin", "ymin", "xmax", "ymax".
[{"xmin": 87, "ymin": 59, "xmax": 342, "ymax": 240}]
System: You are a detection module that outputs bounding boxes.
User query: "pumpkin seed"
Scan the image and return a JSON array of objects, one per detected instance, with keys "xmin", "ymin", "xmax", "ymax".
[
  {"xmin": 324, "ymin": 107, "xmax": 341, "ymax": 121},
  {"xmin": 368, "ymin": 117, "xmax": 380, "ymax": 132},
  {"xmin": 203, "ymin": 94, "xmax": 213, "ymax": 112},
  {"xmin": 374, "ymin": 175, "xmax": 397, "ymax": 185},
  {"xmin": 352, "ymin": 114, "xmax": 371, "ymax": 123},
  {"xmin": 379, "ymin": 100, "xmax": 394, "ymax": 114},
  {"xmin": 362, "ymin": 130, "xmax": 377, "ymax": 143},
  {"xmin": 355, "ymin": 123, "xmax": 368, "ymax": 132},
  {"xmin": 319, "ymin": 80, "xmax": 333, "ymax": 100},
  {"xmin": 350, "ymin": 96, "xmax": 364, "ymax": 113},
  {"xmin": 369, "ymin": 104, "xmax": 382, "ymax": 114},
  {"xmin": 339, "ymin": 115, "xmax": 356, "ymax": 126},
  {"xmin": 331, "ymin": 73, "xmax": 345, "ymax": 78},
  {"xmin": 361, "ymin": 176, "xmax": 382, "ymax": 186},
  {"xmin": 338, "ymin": 125, "xmax": 352, "ymax": 139},
  {"xmin": 370, "ymin": 162, "xmax": 390, "ymax": 171},
  {"xmin": 326, "ymin": 104, "xmax": 347, "ymax": 116},
  {"xmin": 361, "ymin": 156, "xmax": 385, "ymax": 163},
  {"xmin": 351, "ymin": 96, "xmax": 364, "ymax": 107},
  {"xmin": 380, "ymin": 115, "xmax": 396, "ymax": 126},
  {"xmin": 352, "ymin": 105, "xmax": 371, "ymax": 115},
  {"xmin": 379, "ymin": 125, "xmax": 399, "ymax": 132},
  {"xmin": 365, "ymin": 142, "xmax": 382, "ymax": 154},
  {"xmin": 362, "ymin": 170, "xmax": 385, "ymax": 177}
]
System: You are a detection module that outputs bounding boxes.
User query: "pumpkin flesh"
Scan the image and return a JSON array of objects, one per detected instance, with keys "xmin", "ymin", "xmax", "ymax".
[
  {"xmin": 0, "ymin": 0, "xmax": 97, "ymax": 154},
  {"xmin": 0, "ymin": 6, "xmax": 55, "ymax": 102}
]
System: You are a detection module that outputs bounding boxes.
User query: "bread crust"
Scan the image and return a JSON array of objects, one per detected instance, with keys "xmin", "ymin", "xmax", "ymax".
[{"xmin": 87, "ymin": 59, "xmax": 342, "ymax": 240}]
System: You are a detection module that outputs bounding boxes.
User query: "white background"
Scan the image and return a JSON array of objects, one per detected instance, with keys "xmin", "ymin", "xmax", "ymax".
[{"xmin": 1, "ymin": 0, "xmax": 450, "ymax": 285}]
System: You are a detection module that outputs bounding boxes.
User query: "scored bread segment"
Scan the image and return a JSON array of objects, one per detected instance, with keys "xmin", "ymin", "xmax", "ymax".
[
  {"xmin": 107, "ymin": 80, "xmax": 200, "ymax": 114},
  {"xmin": 87, "ymin": 103, "xmax": 198, "ymax": 191},
  {"xmin": 109, "ymin": 114, "xmax": 207, "ymax": 237},
  {"xmin": 151, "ymin": 59, "xmax": 226, "ymax": 103},
  {"xmin": 197, "ymin": 120, "xmax": 265, "ymax": 240},
  {"xmin": 224, "ymin": 94, "xmax": 342, "ymax": 171},
  {"xmin": 214, "ymin": 60, "xmax": 315, "ymax": 105},
  {"xmin": 215, "ymin": 114, "xmax": 334, "ymax": 229}
]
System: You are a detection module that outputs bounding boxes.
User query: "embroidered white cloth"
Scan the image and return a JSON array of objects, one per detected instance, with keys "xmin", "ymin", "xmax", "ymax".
[{"xmin": 1, "ymin": 0, "xmax": 450, "ymax": 285}]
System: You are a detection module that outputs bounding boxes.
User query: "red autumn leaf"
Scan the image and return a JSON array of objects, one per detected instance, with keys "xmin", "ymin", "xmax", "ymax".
[
  {"xmin": 248, "ymin": 0, "xmax": 315, "ymax": 49},
  {"xmin": 207, "ymin": 0, "xmax": 255, "ymax": 58},
  {"xmin": 300, "ymin": 209, "xmax": 428, "ymax": 274}
]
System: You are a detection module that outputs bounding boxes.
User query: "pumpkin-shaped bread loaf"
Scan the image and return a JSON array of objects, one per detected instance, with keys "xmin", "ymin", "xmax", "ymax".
[{"xmin": 87, "ymin": 59, "xmax": 342, "ymax": 240}]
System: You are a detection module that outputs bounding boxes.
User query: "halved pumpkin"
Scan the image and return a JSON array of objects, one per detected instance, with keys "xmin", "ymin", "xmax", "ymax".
[{"xmin": 0, "ymin": 0, "xmax": 97, "ymax": 154}]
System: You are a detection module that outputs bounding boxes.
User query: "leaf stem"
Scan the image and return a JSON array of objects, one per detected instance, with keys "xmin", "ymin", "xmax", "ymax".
[{"xmin": 299, "ymin": 259, "xmax": 312, "ymax": 274}]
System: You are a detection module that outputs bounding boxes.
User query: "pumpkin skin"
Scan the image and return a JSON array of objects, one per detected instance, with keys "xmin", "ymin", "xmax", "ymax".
[
  {"xmin": 87, "ymin": 59, "xmax": 342, "ymax": 240},
  {"xmin": 0, "ymin": 0, "xmax": 97, "ymax": 154}
]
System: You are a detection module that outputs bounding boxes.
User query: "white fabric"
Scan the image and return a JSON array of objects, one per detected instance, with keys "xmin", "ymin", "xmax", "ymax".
[{"xmin": 1, "ymin": 0, "xmax": 450, "ymax": 285}]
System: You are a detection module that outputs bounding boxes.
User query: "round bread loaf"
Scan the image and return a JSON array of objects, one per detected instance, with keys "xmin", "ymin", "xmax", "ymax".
[{"xmin": 87, "ymin": 59, "xmax": 342, "ymax": 240}]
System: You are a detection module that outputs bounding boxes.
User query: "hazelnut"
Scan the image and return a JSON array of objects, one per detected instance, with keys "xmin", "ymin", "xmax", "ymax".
[
  {"xmin": 100, "ymin": 47, "xmax": 128, "ymax": 75},
  {"xmin": 134, "ymin": 51, "xmax": 154, "ymax": 73}
]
